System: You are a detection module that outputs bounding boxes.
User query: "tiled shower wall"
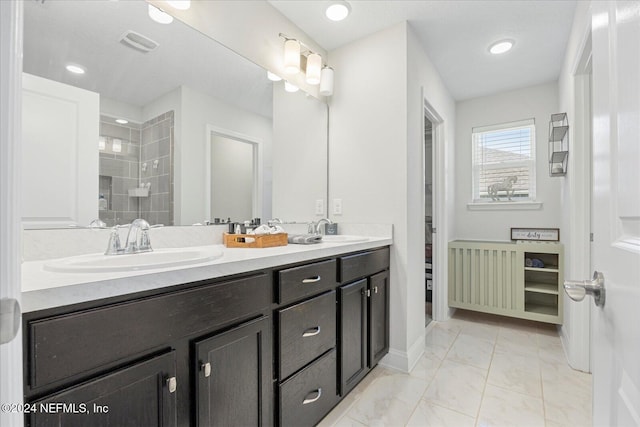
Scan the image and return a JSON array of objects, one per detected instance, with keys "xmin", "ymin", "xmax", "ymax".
[
  {"xmin": 98, "ymin": 111, "xmax": 174, "ymax": 226},
  {"xmin": 139, "ymin": 111, "xmax": 174, "ymax": 226}
]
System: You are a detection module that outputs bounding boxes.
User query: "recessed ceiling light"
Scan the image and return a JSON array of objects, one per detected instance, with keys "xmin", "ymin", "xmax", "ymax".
[
  {"xmin": 489, "ymin": 39, "xmax": 514, "ymax": 55},
  {"xmin": 165, "ymin": 0, "xmax": 190, "ymax": 10},
  {"xmin": 115, "ymin": 118, "xmax": 128, "ymax": 124},
  {"xmin": 326, "ymin": 1, "xmax": 351, "ymax": 21},
  {"xmin": 148, "ymin": 4, "xmax": 173, "ymax": 24},
  {"xmin": 65, "ymin": 64, "xmax": 85, "ymax": 75}
]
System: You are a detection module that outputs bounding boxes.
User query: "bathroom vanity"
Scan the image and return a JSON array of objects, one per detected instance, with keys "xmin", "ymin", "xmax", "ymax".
[{"xmin": 21, "ymin": 240, "xmax": 390, "ymax": 427}]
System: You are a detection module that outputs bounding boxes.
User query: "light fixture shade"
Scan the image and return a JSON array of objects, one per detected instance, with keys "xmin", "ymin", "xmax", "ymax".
[
  {"xmin": 320, "ymin": 67, "xmax": 334, "ymax": 96},
  {"xmin": 306, "ymin": 53, "xmax": 322, "ymax": 85},
  {"xmin": 326, "ymin": 1, "xmax": 351, "ymax": 21},
  {"xmin": 112, "ymin": 139, "xmax": 122, "ymax": 153},
  {"xmin": 65, "ymin": 64, "xmax": 85, "ymax": 75},
  {"xmin": 284, "ymin": 81, "xmax": 299, "ymax": 93},
  {"xmin": 98, "ymin": 137, "xmax": 106, "ymax": 151},
  {"xmin": 148, "ymin": 4, "xmax": 173, "ymax": 24},
  {"xmin": 166, "ymin": 0, "xmax": 190, "ymax": 10},
  {"xmin": 267, "ymin": 71, "xmax": 282, "ymax": 82},
  {"xmin": 283, "ymin": 39, "xmax": 301, "ymax": 74}
]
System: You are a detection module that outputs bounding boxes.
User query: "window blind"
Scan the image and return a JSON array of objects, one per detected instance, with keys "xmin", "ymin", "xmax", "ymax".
[{"xmin": 472, "ymin": 119, "xmax": 536, "ymax": 201}]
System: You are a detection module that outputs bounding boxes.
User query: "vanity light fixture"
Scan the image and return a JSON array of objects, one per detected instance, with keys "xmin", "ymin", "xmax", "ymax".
[
  {"xmin": 283, "ymin": 38, "xmax": 301, "ymax": 74},
  {"xmin": 306, "ymin": 53, "xmax": 322, "ymax": 85},
  {"xmin": 267, "ymin": 71, "xmax": 282, "ymax": 82},
  {"xmin": 489, "ymin": 39, "xmax": 514, "ymax": 54},
  {"xmin": 65, "ymin": 64, "xmax": 86, "ymax": 75},
  {"xmin": 165, "ymin": 0, "xmax": 190, "ymax": 10},
  {"xmin": 319, "ymin": 66, "xmax": 334, "ymax": 96},
  {"xmin": 115, "ymin": 118, "xmax": 128, "ymax": 125},
  {"xmin": 148, "ymin": 4, "xmax": 174, "ymax": 24},
  {"xmin": 284, "ymin": 81, "xmax": 299, "ymax": 93},
  {"xmin": 326, "ymin": 0, "xmax": 351, "ymax": 21},
  {"xmin": 112, "ymin": 139, "xmax": 122, "ymax": 153}
]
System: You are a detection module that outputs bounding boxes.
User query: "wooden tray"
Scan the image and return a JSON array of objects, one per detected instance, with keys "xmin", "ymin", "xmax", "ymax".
[{"xmin": 223, "ymin": 232, "xmax": 288, "ymax": 248}]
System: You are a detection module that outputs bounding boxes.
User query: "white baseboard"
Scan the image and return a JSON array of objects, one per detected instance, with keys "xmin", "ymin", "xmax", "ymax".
[{"xmin": 379, "ymin": 334, "xmax": 425, "ymax": 373}]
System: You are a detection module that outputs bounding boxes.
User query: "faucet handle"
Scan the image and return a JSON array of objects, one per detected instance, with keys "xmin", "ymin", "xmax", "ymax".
[
  {"xmin": 104, "ymin": 227, "xmax": 122, "ymax": 255},
  {"xmin": 138, "ymin": 230, "xmax": 152, "ymax": 252},
  {"xmin": 307, "ymin": 222, "xmax": 316, "ymax": 234}
]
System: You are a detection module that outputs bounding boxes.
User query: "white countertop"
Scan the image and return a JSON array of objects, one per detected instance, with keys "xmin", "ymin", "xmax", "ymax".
[{"xmin": 21, "ymin": 236, "xmax": 392, "ymax": 313}]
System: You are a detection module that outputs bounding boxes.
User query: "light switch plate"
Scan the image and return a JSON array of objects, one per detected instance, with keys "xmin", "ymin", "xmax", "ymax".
[
  {"xmin": 315, "ymin": 199, "xmax": 324, "ymax": 215},
  {"xmin": 333, "ymin": 198, "xmax": 342, "ymax": 215}
]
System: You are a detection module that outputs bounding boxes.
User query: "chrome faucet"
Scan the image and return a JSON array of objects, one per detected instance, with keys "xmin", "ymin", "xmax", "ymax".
[
  {"xmin": 104, "ymin": 219, "xmax": 153, "ymax": 255},
  {"xmin": 313, "ymin": 218, "xmax": 333, "ymax": 235}
]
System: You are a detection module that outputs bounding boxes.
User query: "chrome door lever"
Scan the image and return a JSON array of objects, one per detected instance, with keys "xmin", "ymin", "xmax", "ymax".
[{"xmin": 564, "ymin": 271, "xmax": 605, "ymax": 307}]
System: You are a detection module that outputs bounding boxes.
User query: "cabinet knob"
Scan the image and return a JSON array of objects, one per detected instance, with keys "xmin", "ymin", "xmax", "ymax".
[
  {"xmin": 166, "ymin": 376, "xmax": 177, "ymax": 393},
  {"xmin": 302, "ymin": 326, "xmax": 321, "ymax": 337},
  {"xmin": 302, "ymin": 388, "xmax": 322, "ymax": 405},
  {"xmin": 202, "ymin": 362, "xmax": 212, "ymax": 378},
  {"xmin": 302, "ymin": 276, "xmax": 321, "ymax": 284}
]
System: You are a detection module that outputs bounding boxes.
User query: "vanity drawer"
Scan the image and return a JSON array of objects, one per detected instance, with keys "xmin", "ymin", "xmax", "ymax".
[
  {"xmin": 278, "ymin": 291, "xmax": 336, "ymax": 379},
  {"xmin": 27, "ymin": 273, "xmax": 271, "ymax": 390},
  {"xmin": 278, "ymin": 259, "xmax": 337, "ymax": 304},
  {"xmin": 279, "ymin": 349, "xmax": 338, "ymax": 427},
  {"xmin": 339, "ymin": 247, "xmax": 390, "ymax": 283}
]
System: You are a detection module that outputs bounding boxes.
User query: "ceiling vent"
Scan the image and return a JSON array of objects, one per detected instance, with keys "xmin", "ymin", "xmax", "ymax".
[{"xmin": 119, "ymin": 31, "xmax": 159, "ymax": 53}]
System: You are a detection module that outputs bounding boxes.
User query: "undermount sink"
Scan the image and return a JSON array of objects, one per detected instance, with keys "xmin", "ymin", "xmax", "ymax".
[
  {"xmin": 44, "ymin": 247, "xmax": 224, "ymax": 273},
  {"xmin": 321, "ymin": 235, "xmax": 369, "ymax": 244}
]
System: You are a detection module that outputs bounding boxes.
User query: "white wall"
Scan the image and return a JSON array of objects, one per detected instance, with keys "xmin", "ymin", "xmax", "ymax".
[
  {"xmin": 557, "ymin": 0, "xmax": 593, "ymax": 372},
  {"xmin": 100, "ymin": 97, "xmax": 143, "ymax": 124},
  {"xmin": 329, "ymin": 22, "xmax": 456, "ymax": 372},
  {"xmin": 272, "ymin": 84, "xmax": 328, "ymax": 222},
  {"xmin": 454, "ymin": 82, "xmax": 562, "ymax": 241}
]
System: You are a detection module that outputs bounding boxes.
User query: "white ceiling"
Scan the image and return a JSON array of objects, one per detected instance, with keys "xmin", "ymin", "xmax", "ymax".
[
  {"xmin": 269, "ymin": 0, "xmax": 578, "ymax": 101},
  {"xmin": 23, "ymin": 0, "xmax": 273, "ymax": 119}
]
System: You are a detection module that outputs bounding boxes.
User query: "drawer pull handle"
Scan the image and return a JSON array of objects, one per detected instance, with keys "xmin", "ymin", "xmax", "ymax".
[
  {"xmin": 302, "ymin": 388, "xmax": 322, "ymax": 405},
  {"xmin": 302, "ymin": 276, "xmax": 321, "ymax": 284},
  {"xmin": 167, "ymin": 376, "xmax": 177, "ymax": 393},
  {"xmin": 202, "ymin": 362, "xmax": 211, "ymax": 378},
  {"xmin": 374, "ymin": 286, "xmax": 378, "ymax": 294},
  {"xmin": 302, "ymin": 326, "xmax": 321, "ymax": 337}
]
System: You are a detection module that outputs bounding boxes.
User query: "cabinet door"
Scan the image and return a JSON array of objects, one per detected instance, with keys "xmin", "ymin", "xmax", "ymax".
[
  {"xmin": 369, "ymin": 271, "xmax": 390, "ymax": 367},
  {"xmin": 29, "ymin": 351, "xmax": 177, "ymax": 427},
  {"xmin": 338, "ymin": 279, "xmax": 368, "ymax": 396},
  {"xmin": 195, "ymin": 316, "xmax": 271, "ymax": 427}
]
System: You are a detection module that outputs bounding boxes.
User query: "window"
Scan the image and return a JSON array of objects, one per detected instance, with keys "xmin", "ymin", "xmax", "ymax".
[{"xmin": 472, "ymin": 119, "xmax": 536, "ymax": 202}]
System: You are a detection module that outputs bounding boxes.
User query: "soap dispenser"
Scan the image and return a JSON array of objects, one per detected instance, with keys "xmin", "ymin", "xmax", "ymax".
[{"xmin": 99, "ymin": 194, "xmax": 108, "ymax": 211}]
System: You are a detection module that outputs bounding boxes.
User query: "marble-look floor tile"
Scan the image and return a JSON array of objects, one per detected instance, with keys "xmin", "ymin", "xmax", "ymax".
[
  {"xmin": 406, "ymin": 400, "xmax": 475, "ymax": 427},
  {"xmin": 487, "ymin": 349, "xmax": 542, "ymax": 397},
  {"xmin": 422, "ymin": 359, "xmax": 487, "ymax": 417},
  {"xmin": 541, "ymin": 360, "xmax": 592, "ymax": 426},
  {"xmin": 410, "ymin": 351, "xmax": 442, "ymax": 381},
  {"xmin": 347, "ymin": 373, "xmax": 428, "ymax": 426},
  {"xmin": 332, "ymin": 416, "xmax": 367, "ymax": 427},
  {"xmin": 458, "ymin": 321, "xmax": 499, "ymax": 343},
  {"xmin": 424, "ymin": 324, "xmax": 459, "ymax": 359},
  {"xmin": 477, "ymin": 384, "xmax": 545, "ymax": 427},
  {"xmin": 446, "ymin": 333, "xmax": 495, "ymax": 370},
  {"xmin": 317, "ymin": 393, "xmax": 358, "ymax": 427}
]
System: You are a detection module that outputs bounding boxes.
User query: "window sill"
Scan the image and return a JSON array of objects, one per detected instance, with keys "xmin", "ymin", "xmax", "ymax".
[{"xmin": 467, "ymin": 201, "xmax": 543, "ymax": 211}]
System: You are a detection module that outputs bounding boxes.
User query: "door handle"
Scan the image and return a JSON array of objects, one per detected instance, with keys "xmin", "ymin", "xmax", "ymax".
[
  {"xmin": 0, "ymin": 298, "xmax": 21, "ymax": 345},
  {"xmin": 564, "ymin": 271, "xmax": 605, "ymax": 307}
]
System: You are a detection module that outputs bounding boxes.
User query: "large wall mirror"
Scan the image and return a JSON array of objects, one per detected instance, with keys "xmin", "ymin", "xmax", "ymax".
[{"xmin": 22, "ymin": 0, "xmax": 328, "ymax": 229}]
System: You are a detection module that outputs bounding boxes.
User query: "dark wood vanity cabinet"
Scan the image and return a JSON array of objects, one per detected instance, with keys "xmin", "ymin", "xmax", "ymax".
[{"xmin": 23, "ymin": 246, "xmax": 390, "ymax": 427}]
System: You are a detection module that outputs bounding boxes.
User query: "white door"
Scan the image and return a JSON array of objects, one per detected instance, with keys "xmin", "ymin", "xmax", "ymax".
[
  {"xmin": 22, "ymin": 73, "xmax": 99, "ymax": 229},
  {"xmin": 590, "ymin": 1, "xmax": 640, "ymax": 425},
  {"xmin": 1, "ymin": 1, "xmax": 24, "ymax": 426}
]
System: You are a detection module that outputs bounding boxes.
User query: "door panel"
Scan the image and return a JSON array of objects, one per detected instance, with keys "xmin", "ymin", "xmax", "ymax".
[
  {"xmin": 338, "ymin": 279, "xmax": 368, "ymax": 395},
  {"xmin": 591, "ymin": 1, "xmax": 640, "ymax": 424},
  {"xmin": 369, "ymin": 271, "xmax": 389, "ymax": 367}
]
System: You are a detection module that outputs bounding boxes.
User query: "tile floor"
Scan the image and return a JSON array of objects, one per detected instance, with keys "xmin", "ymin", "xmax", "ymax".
[{"xmin": 318, "ymin": 310, "xmax": 592, "ymax": 427}]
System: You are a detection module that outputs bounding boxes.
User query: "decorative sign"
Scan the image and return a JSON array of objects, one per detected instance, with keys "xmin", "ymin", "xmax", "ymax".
[{"xmin": 510, "ymin": 228, "xmax": 560, "ymax": 242}]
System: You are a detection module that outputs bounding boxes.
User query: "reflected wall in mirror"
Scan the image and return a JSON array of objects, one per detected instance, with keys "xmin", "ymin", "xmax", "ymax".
[{"xmin": 22, "ymin": 0, "xmax": 328, "ymax": 229}]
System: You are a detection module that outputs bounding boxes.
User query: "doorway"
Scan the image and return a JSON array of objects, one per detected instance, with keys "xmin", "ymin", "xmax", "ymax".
[{"xmin": 424, "ymin": 116, "xmax": 434, "ymax": 325}]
